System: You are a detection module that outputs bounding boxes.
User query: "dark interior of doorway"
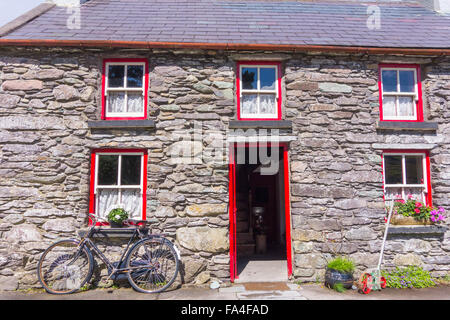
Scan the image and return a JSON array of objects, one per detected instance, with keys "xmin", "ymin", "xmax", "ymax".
[{"xmin": 234, "ymin": 146, "xmax": 286, "ymax": 277}]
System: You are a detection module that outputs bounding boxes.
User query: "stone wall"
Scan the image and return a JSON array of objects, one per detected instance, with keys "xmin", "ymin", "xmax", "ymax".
[{"xmin": 0, "ymin": 47, "xmax": 448, "ymax": 290}]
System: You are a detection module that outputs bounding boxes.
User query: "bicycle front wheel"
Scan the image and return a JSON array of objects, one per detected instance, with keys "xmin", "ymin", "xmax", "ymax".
[
  {"xmin": 37, "ymin": 239, "xmax": 94, "ymax": 294},
  {"xmin": 126, "ymin": 237, "xmax": 179, "ymax": 293}
]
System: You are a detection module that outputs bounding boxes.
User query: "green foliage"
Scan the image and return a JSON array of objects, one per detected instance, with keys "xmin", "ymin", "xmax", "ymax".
[
  {"xmin": 327, "ymin": 257, "xmax": 355, "ymax": 273},
  {"xmin": 381, "ymin": 266, "xmax": 436, "ymax": 289},
  {"xmin": 391, "ymin": 199, "xmax": 445, "ymax": 223},
  {"xmin": 332, "ymin": 282, "xmax": 346, "ymax": 293},
  {"xmin": 107, "ymin": 208, "xmax": 129, "ymax": 223}
]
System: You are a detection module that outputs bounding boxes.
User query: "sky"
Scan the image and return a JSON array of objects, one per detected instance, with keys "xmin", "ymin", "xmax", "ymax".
[{"xmin": 0, "ymin": 0, "xmax": 45, "ymax": 28}]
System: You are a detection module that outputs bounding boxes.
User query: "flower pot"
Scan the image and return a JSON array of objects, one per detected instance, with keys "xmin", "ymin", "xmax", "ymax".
[
  {"xmin": 391, "ymin": 215, "xmax": 432, "ymax": 226},
  {"xmin": 108, "ymin": 220, "xmax": 123, "ymax": 228},
  {"xmin": 324, "ymin": 267, "xmax": 354, "ymax": 289}
]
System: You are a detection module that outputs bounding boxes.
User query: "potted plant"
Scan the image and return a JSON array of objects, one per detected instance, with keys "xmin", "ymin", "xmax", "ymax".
[
  {"xmin": 390, "ymin": 196, "xmax": 446, "ymax": 225},
  {"xmin": 107, "ymin": 208, "xmax": 129, "ymax": 228},
  {"xmin": 325, "ymin": 257, "xmax": 355, "ymax": 290}
]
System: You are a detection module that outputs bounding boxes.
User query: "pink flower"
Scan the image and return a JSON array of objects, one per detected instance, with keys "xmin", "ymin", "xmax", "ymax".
[
  {"xmin": 415, "ymin": 202, "xmax": 422, "ymax": 208},
  {"xmin": 407, "ymin": 194, "xmax": 413, "ymax": 199},
  {"xmin": 414, "ymin": 208, "xmax": 420, "ymax": 214}
]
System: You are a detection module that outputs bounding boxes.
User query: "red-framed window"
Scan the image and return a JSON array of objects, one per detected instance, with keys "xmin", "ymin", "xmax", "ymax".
[
  {"xmin": 89, "ymin": 149, "xmax": 148, "ymax": 225},
  {"xmin": 236, "ymin": 61, "xmax": 282, "ymax": 120},
  {"xmin": 101, "ymin": 58, "xmax": 149, "ymax": 120},
  {"xmin": 381, "ymin": 150, "xmax": 432, "ymax": 206},
  {"xmin": 378, "ymin": 64, "xmax": 423, "ymax": 122}
]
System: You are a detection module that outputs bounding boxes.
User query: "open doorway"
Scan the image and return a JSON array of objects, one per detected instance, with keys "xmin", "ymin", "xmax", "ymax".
[{"xmin": 229, "ymin": 143, "xmax": 292, "ymax": 282}]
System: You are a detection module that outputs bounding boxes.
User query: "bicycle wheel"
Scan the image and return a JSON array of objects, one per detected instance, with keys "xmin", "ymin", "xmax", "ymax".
[
  {"xmin": 37, "ymin": 239, "xmax": 94, "ymax": 294},
  {"xmin": 126, "ymin": 237, "xmax": 179, "ymax": 293}
]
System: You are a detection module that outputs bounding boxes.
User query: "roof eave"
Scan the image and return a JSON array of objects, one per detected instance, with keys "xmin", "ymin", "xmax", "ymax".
[{"xmin": 0, "ymin": 39, "xmax": 448, "ymax": 56}]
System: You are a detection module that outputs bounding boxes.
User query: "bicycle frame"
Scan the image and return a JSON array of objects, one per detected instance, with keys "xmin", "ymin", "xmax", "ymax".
[{"xmin": 74, "ymin": 224, "xmax": 155, "ymax": 281}]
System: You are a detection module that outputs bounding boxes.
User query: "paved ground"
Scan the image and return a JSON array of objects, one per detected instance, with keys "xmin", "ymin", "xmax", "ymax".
[{"xmin": 1, "ymin": 282, "xmax": 449, "ymax": 300}]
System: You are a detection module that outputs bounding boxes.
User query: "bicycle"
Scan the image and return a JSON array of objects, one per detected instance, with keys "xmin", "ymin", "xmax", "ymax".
[{"xmin": 37, "ymin": 213, "xmax": 181, "ymax": 294}]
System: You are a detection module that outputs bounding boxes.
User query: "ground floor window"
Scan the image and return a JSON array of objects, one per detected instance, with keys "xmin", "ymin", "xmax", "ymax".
[
  {"xmin": 382, "ymin": 150, "xmax": 431, "ymax": 206},
  {"xmin": 89, "ymin": 149, "xmax": 147, "ymax": 222}
]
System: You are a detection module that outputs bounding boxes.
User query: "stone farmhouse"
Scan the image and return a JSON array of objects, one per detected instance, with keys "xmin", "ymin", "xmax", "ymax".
[{"xmin": 0, "ymin": 0, "xmax": 449, "ymax": 290}]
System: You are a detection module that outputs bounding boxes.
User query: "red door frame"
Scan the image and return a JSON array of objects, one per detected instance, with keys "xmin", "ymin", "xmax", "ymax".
[{"xmin": 228, "ymin": 142, "xmax": 293, "ymax": 282}]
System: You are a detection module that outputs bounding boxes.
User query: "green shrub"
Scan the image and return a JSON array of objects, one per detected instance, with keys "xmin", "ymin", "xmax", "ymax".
[
  {"xmin": 107, "ymin": 208, "xmax": 129, "ymax": 223},
  {"xmin": 381, "ymin": 266, "xmax": 436, "ymax": 289},
  {"xmin": 327, "ymin": 257, "xmax": 355, "ymax": 274},
  {"xmin": 332, "ymin": 282, "xmax": 346, "ymax": 293}
]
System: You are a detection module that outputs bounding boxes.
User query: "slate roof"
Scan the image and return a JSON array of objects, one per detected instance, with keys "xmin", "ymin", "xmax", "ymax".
[{"xmin": 1, "ymin": 0, "xmax": 450, "ymax": 49}]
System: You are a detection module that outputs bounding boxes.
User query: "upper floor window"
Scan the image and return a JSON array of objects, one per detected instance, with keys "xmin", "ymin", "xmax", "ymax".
[
  {"xmin": 237, "ymin": 62, "xmax": 282, "ymax": 120},
  {"xmin": 102, "ymin": 59, "xmax": 148, "ymax": 120},
  {"xmin": 379, "ymin": 64, "xmax": 423, "ymax": 122}
]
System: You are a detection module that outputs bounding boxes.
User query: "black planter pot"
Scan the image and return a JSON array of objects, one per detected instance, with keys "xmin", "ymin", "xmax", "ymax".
[
  {"xmin": 324, "ymin": 267, "xmax": 354, "ymax": 289},
  {"xmin": 108, "ymin": 220, "xmax": 123, "ymax": 228}
]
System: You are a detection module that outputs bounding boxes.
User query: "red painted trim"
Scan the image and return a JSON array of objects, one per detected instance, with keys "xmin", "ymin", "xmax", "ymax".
[
  {"xmin": 228, "ymin": 142, "xmax": 292, "ymax": 281},
  {"xmin": 381, "ymin": 149, "xmax": 432, "ymax": 206},
  {"xmin": 378, "ymin": 64, "xmax": 423, "ymax": 122},
  {"xmin": 282, "ymin": 145, "xmax": 293, "ymax": 278},
  {"xmin": 101, "ymin": 58, "xmax": 149, "ymax": 120},
  {"xmin": 88, "ymin": 148, "xmax": 148, "ymax": 226},
  {"xmin": 236, "ymin": 61, "xmax": 282, "ymax": 121},
  {"xmin": 88, "ymin": 151, "xmax": 97, "ymax": 226},
  {"xmin": 228, "ymin": 145, "xmax": 236, "ymax": 282},
  {"xmin": 142, "ymin": 152, "xmax": 148, "ymax": 220},
  {"xmin": 425, "ymin": 151, "xmax": 433, "ymax": 206}
]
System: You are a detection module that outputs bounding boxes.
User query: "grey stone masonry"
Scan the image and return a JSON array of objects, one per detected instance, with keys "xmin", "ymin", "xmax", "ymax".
[{"xmin": 0, "ymin": 46, "xmax": 448, "ymax": 290}]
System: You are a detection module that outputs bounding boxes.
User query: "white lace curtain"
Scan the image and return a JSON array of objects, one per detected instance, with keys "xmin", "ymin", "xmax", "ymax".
[
  {"xmin": 383, "ymin": 96, "xmax": 414, "ymax": 117},
  {"xmin": 242, "ymin": 94, "xmax": 276, "ymax": 115},
  {"xmin": 97, "ymin": 188, "xmax": 142, "ymax": 219},
  {"xmin": 107, "ymin": 92, "xmax": 143, "ymax": 114}
]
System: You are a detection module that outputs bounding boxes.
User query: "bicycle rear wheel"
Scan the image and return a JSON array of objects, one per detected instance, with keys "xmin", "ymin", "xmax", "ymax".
[
  {"xmin": 126, "ymin": 237, "xmax": 179, "ymax": 293},
  {"xmin": 37, "ymin": 239, "xmax": 94, "ymax": 294}
]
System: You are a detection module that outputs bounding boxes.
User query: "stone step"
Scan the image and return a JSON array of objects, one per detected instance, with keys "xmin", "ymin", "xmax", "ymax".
[{"xmin": 237, "ymin": 243, "xmax": 255, "ymax": 257}]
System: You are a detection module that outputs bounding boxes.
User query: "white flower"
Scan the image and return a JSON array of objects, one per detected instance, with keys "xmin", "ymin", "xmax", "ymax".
[{"xmin": 115, "ymin": 214, "xmax": 121, "ymax": 220}]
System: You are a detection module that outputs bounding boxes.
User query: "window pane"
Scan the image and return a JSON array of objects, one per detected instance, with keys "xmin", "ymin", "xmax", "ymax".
[
  {"xmin": 385, "ymin": 187, "xmax": 403, "ymax": 201},
  {"xmin": 399, "ymin": 70, "xmax": 415, "ymax": 93},
  {"xmin": 382, "ymin": 96, "xmax": 396, "ymax": 117},
  {"xmin": 97, "ymin": 189, "xmax": 119, "ymax": 219},
  {"xmin": 398, "ymin": 96, "xmax": 414, "ymax": 117},
  {"xmin": 241, "ymin": 94, "xmax": 258, "ymax": 114},
  {"xmin": 121, "ymin": 155, "xmax": 141, "ymax": 185},
  {"xmin": 260, "ymin": 68, "xmax": 276, "ymax": 90},
  {"xmin": 107, "ymin": 92, "xmax": 125, "ymax": 113},
  {"xmin": 108, "ymin": 65, "xmax": 125, "ymax": 88},
  {"xmin": 384, "ymin": 155, "xmax": 403, "ymax": 184},
  {"xmin": 259, "ymin": 94, "xmax": 276, "ymax": 114},
  {"xmin": 127, "ymin": 65, "xmax": 144, "ymax": 88},
  {"xmin": 98, "ymin": 155, "xmax": 118, "ymax": 185},
  {"xmin": 405, "ymin": 156, "xmax": 423, "ymax": 185},
  {"xmin": 241, "ymin": 68, "xmax": 257, "ymax": 90},
  {"xmin": 122, "ymin": 189, "xmax": 142, "ymax": 219},
  {"xmin": 127, "ymin": 93, "xmax": 144, "ymax": 113},
  {"xmin": 382, "ymin": 70, "xmax": 397, "ymax": 92}
]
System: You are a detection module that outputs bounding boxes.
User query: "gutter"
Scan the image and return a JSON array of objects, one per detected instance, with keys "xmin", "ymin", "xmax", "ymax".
[{"xmin": 0, "ymin": 39, "xmax": 448, "ymax": 56}]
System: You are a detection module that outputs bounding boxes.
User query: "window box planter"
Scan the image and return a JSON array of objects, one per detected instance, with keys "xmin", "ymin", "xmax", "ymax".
[{"xmin": 390, "ymin": 215, "xmax": 433, "ymax": 226}]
